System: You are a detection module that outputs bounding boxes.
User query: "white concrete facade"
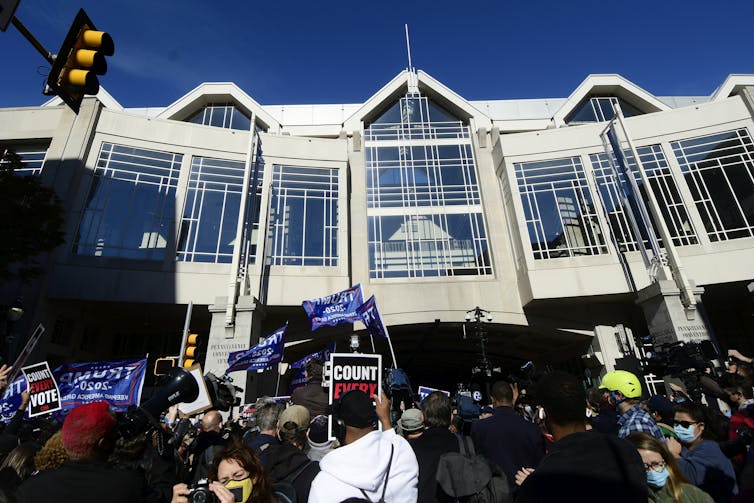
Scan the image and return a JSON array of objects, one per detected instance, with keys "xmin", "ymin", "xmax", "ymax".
[{"xmin": 2, "ymin": 71, "xmax": 754, "ymax": 393}]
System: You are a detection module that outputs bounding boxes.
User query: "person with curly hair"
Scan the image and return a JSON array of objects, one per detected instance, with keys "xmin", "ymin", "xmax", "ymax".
[{"xmin": 34, "ymin": 431, "xmax": 68, "ymax": 472}]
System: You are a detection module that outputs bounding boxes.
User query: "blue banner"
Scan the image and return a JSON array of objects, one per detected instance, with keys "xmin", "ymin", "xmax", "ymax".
[
  {"xmin": 289, "ymin": 343, "xmax": 336, "ymax": 391},
  {"xmin": 301, "ymin": 285, "xmax": 364, "ymax": 330},
  {"xmin": 0, "ymin": 359, "xmax": 147, "ymax": 423},
  {"xmin": 55, "ymin": 359, "xmax": 147, "ymax": 413},
  {"xmin": 226, "ymin": 325, "xmax": 287, "ymax": 374},
  {"xmin": 356, "ymin": 295, "xmax": 388, "ymax": 338},
  {"xmin": 418, "ymin": 385, "xmax": 450, "ymax": 401}
]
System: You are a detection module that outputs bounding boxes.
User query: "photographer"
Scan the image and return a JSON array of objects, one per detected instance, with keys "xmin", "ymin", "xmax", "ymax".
[{"xmin": 171, "ymin": 442, "xmax": 275, "ymax": 503}]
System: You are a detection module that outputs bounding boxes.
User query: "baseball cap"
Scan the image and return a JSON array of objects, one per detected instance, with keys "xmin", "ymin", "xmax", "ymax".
[{"xmin": 278, "ymin": 405, "xmax": 310, "ymax": 431}]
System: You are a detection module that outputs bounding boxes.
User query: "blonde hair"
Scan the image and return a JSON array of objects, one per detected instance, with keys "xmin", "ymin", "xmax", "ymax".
[
  {"xmin": 35, "ymin": 431, "xmax": 68, "ymax": 471},
  {"xmin": 627, "ymin": 432, "xmax": 687, "ymax": 503}
]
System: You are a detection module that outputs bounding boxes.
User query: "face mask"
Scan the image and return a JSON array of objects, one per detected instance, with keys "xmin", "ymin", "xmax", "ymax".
[
  {"xmin": 225, "ymin": 477, "xmax": 253, "ymax": 503},
  {"xmin": 647, "ymin": 467, "xmax": 670, "ymax": 488},
  {"xmin": 674, "ymin": 424, "xmax": 699, "ymax": 444}
]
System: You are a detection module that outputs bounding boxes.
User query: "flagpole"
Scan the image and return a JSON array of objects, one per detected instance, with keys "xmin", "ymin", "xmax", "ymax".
[
  {"xmin": 369, "ymin": 335, "xmax": 376, "ymax": 353},
  {"xmin": 384, "ymin": 329, "xmax": 398, "ymax": 369}
]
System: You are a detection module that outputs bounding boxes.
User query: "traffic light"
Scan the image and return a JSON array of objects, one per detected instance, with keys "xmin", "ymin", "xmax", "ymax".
[
  {"xmin": 46, "ymin": 9, "xmax": 114, "ymax": 113},
  {"xmin": 154, "ymin": 357, "xmax": 177, "ymax": 376},
  {"xmin": 183, "ymin": 333, "xmax": 200, "ymax": 369}
]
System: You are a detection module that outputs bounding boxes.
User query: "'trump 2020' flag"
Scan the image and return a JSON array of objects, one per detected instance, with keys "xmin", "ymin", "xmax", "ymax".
[
  {"xmin": 301, "ymin": 285, "xmax": 364, "ymax": 330},
  {"xmin": 356, "ymin": 295, "xmax": 388, "ymax": 339},
  {"xmin": 226, "ymin": 324, "xmax": 287, "ymax": 374}
]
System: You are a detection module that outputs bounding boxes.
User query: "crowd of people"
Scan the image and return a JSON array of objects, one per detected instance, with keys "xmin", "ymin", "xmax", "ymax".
[{"xmin": 0, "ymin": 351, "xmax": 752, "ymax": 502}]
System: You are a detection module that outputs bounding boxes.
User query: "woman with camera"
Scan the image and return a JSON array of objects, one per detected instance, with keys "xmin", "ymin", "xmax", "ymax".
[
  {"xmin": 171, "ymin": 442, "xmax": 276, "ymax": 503},
  {"xmin": 628, "ymin": 432, "xmax": 713, "ymax": 502}
]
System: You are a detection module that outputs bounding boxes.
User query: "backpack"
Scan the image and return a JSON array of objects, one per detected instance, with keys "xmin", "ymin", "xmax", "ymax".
[
  {"xmin": 272, "ymin": 459, "xmax": 315, "ymax": 503},
  {"xmin": 436, "ymin": 436, "xmax": 513, "ymax": 503}
]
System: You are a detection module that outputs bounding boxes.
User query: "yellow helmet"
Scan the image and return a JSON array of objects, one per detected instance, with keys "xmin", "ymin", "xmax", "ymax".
[{"xmin": 599, "ymin": 370, "xmax": 642, "ymax": 399}]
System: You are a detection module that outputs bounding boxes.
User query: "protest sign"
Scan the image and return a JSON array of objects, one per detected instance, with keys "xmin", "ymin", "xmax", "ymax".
[
  {"xmin": 417, "ymin": 385, "xmax": 451, "ymax": 402},
  {"xmin": 226, "ymin": 325, "xmax": 287, "ymax": 374},
  {"xmin": 328, "ymin": 353, "xmax": 382, "ymax": 440},
  {"xmin": 302, "ymin": 285, "xmax": 364, "ymax": 330},
  {"xmin": 56, "ymin": 359, "xmax": 147, "ymax": 413},
  {"xmin": 21, "ymin": 362, "xmax": 61, "ymax": 417}
]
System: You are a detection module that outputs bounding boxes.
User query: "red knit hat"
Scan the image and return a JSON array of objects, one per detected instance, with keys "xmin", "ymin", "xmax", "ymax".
[{"xmin": 61, "ymin": 401, "xmax": 116, "ymax": 459}]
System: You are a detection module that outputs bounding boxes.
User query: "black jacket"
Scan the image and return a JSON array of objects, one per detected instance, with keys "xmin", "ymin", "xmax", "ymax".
[
  {"xmin": 263, "ymin": 443, "xmax": 320, "ymax": 503},
  {"xmin": 470, "ymin": 406, "xmax": 545, "ymax": 484},
  {"xmin": 408, "ymin": 428, "xmax": 460, "ymax": 503},
  {"xmin": 17, "ymin": 459, "xmax": 152, "ymax": 503},
  {"xmin": 516, "ymin": 430, "xmax": 648, "ymax": 503}
]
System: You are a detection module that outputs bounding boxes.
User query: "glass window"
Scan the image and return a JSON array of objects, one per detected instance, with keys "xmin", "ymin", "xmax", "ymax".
[
  {"xmin": 268, "ymin": 166, "xmax": 338, "ymax": 266},
  {"xmin": 364, "ymin": 93, "xmax": 492, "ymax": 278},
  {"xmin": 74, "ymin": 143, "xmax": 181, "ymax": 260},
  {"xmin": 672, "ymin": 129, "xmax": 754, "ymax": 242},
  {"xmin": 514, "ymin": 157, "xmax": 607, "ymax": 259},
  {"xmin": 590, "ymin": 144, "xmax": 697, "ymax": 250},
  {"xmin": 0, "ymin": 145, "xmax": 48, "ymax": 176},
  {"xmin": 565, "ymin": 96, "xmax": 643, "ymax": 125},
  {"xmin": 177, "ymin": 156, "xmax": 262, "ymax": 264},
  {"xmin": 184, "ymin": 104, "xmax": 252, "ymax": 131}
]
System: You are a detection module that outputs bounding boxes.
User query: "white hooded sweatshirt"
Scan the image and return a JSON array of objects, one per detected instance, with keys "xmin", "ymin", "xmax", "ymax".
[{"xmin": 308, "ymin": 428, "xmax": 418, "ymax": 503}]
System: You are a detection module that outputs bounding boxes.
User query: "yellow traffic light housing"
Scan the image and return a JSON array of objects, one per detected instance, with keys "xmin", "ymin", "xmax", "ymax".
[
  {"xmin": 183, "ymin": 333, "xmax": 200, "ymax": 369},
  {"xmin": 46, "ymin": 9, "xmax": 114, "ymax": 113}
]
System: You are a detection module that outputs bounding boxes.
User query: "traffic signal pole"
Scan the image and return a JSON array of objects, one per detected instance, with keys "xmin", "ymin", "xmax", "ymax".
[{"xmin": 10, "ymin": 16, "xmax": 53, "ymax": 64}]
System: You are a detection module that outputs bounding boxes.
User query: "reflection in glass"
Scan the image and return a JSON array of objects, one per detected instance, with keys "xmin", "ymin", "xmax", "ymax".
[
  {"xmin": 365, "ymin": 93, "xmax": 492, "ymax": 278},
  {"xmin": 672, "ymin": 129, "xmax": 754, "ymax": 242},
  {"xmin": 74, "ymin": 143, "xmax": 181, "ymax": 260},
  {"xmin": 186, "ymin": 104, "xmax": 252, "ymax": 131},
  {"xmin": 268, "ymin": 166, "xmax": 338, "ymax": 267},
  {"xmin": 515, "ymin": 157, "xmax": 607, "ymax": 259},
  {"xmin": 565, "ymin": 96, "xmax": 643, "ymax": 125}
]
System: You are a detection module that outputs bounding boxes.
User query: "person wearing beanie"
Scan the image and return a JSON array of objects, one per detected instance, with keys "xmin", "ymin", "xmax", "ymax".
[
  {"xmin": 17, "ymin": 401, "xmax": 150, "ymax": 503},
  {"xmin": 308, "ymin": 390, "xmax": 419, "ymax": 503},
  {"xmin": 399, "ymin": 408, "xmax": 424, "ymax": 440},
  {"xmin": 307, "ymin": 415, "xmax": 335, "ymax": 462}
]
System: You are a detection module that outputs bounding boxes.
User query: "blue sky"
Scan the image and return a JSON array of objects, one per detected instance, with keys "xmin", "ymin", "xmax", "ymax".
[{"xmin": 2, "ymin": 0, "xmax": 753, "ymax": 109}]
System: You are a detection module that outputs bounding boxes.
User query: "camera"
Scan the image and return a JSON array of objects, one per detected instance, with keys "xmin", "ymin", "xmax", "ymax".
[{"xmin": 188, "ymin": 479, "xmax": 219, "ymax": 503}]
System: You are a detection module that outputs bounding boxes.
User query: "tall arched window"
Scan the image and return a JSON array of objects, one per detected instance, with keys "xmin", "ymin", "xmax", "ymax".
[{"xmin": 364, "ymin": 93, "xmax": 492, "ymax": 278}]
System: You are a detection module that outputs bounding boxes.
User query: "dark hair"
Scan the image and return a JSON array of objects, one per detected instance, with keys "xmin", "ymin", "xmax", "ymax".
[
  {"xmin": 210, "ymin": 442, "xmax": 275, "ymax": 503},
  {"xmin": 673, "ymin": 402, "xmax": 721, "ymax": 440},
  {"xmin": 421, "ymin": 392, "xmax": 452, "ymax": 429},
  {"xmin": 721, "ymin": 373, "xmax": 754, "ymax": 400},
  {"xmin": 278, "ymin": 422, "xmax": 308, "ymax": 450},
  {"xmin": 490, "ymin": 381, "xmax": 513, "ymax": 404},
  {"xmin": 306, "ymin": 358, "xmax": 324, "ymax": 382},
  {"xmin": 585, "ymin": 387, "xmax": 605, "ymax": 410},
  {"xmin": 535, "ymin": 371, "xmax": 585, "ymax": 425}
]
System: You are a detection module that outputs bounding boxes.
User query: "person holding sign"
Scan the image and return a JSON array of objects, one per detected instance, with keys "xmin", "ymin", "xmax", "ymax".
[{"xmin": 308, "ymin": 390, "xmax": 419, "ymax": 503}]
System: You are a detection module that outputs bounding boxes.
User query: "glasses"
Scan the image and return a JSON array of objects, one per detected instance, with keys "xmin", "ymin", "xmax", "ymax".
[
  {"xmin": 644, "ymin": 461, "xmax": 666, "ymax": 473},
  {"xmin": 673, "ymin": 420, "xmax": 698, "ymax": 428}
]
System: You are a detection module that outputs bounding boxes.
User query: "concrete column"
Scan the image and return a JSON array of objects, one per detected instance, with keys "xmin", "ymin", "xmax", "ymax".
[{"xmin": 636, "ymin": 280, "xmax": 711, "ymax": 346}]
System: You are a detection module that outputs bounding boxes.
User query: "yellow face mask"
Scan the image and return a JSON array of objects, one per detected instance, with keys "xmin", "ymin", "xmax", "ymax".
[{"xmin": 224, "ymin": 477, "xmax": 253, "ymax": 503}]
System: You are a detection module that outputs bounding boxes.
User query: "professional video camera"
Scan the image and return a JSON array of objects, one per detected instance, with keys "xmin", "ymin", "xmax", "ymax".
[
  {"xmin": 204, "ymin": 373, "xmax": 242, "ymax": 412},
  {"xmin": 117, "ymin": 367, "xmax": 199, "ymax": 440},
  {"xmin": 643, "ymin": 340, "xmax": 721, "ymax": 402}
]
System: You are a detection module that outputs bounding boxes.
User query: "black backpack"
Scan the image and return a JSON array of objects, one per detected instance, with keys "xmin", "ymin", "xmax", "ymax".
[
  {"xmin": 436, "ymin": 436, "xmax": 513, "ymax": 503},
  {"xmin": 272, "ymin": 459, "xmax": 315, "ymax": 503}
]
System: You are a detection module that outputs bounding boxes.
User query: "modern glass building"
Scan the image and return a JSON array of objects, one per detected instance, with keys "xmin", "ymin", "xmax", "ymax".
[{"xmin": 2, "ymin": 71, "xmax": 754, "ymax": 396}]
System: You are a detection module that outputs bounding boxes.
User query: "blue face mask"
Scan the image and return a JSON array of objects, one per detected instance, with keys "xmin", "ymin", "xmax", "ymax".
[
  {"xmin": 647, "ymin": 467, "xmax": 670, "ymax": 488},
  {"xmin": 674, "ymin": 424, "xmax": 698, "ymax": 444}
]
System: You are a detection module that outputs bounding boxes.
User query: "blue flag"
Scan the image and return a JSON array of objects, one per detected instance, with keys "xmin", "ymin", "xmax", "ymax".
[
  {"xmin": 356, "ymin": 295, "xmax": 389, "ymax": 338},
  {"xmin": 301, "ymin": 285, "xmax": 364, "ymax": 330},
  {"xmin": 226, "ymin": 325, "xmax": 287, "ymax": 374},
  {"xmin": 55, "ymin": 359, "xmax": 147, "ymax": 413},
  {"xmin": 289, "ymin": 343, "xmax": 336, "ymax": 391}
]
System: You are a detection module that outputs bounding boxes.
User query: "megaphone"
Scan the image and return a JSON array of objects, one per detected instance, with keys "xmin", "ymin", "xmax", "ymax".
[{"xmin": 118, "ymin": 367, "xmax": 199, "ymax": 438}]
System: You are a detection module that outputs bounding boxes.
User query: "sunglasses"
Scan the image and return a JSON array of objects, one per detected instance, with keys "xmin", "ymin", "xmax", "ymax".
[{"xmin": 673, "ymin": 420, "xmax": 698, "ymax": 428}]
